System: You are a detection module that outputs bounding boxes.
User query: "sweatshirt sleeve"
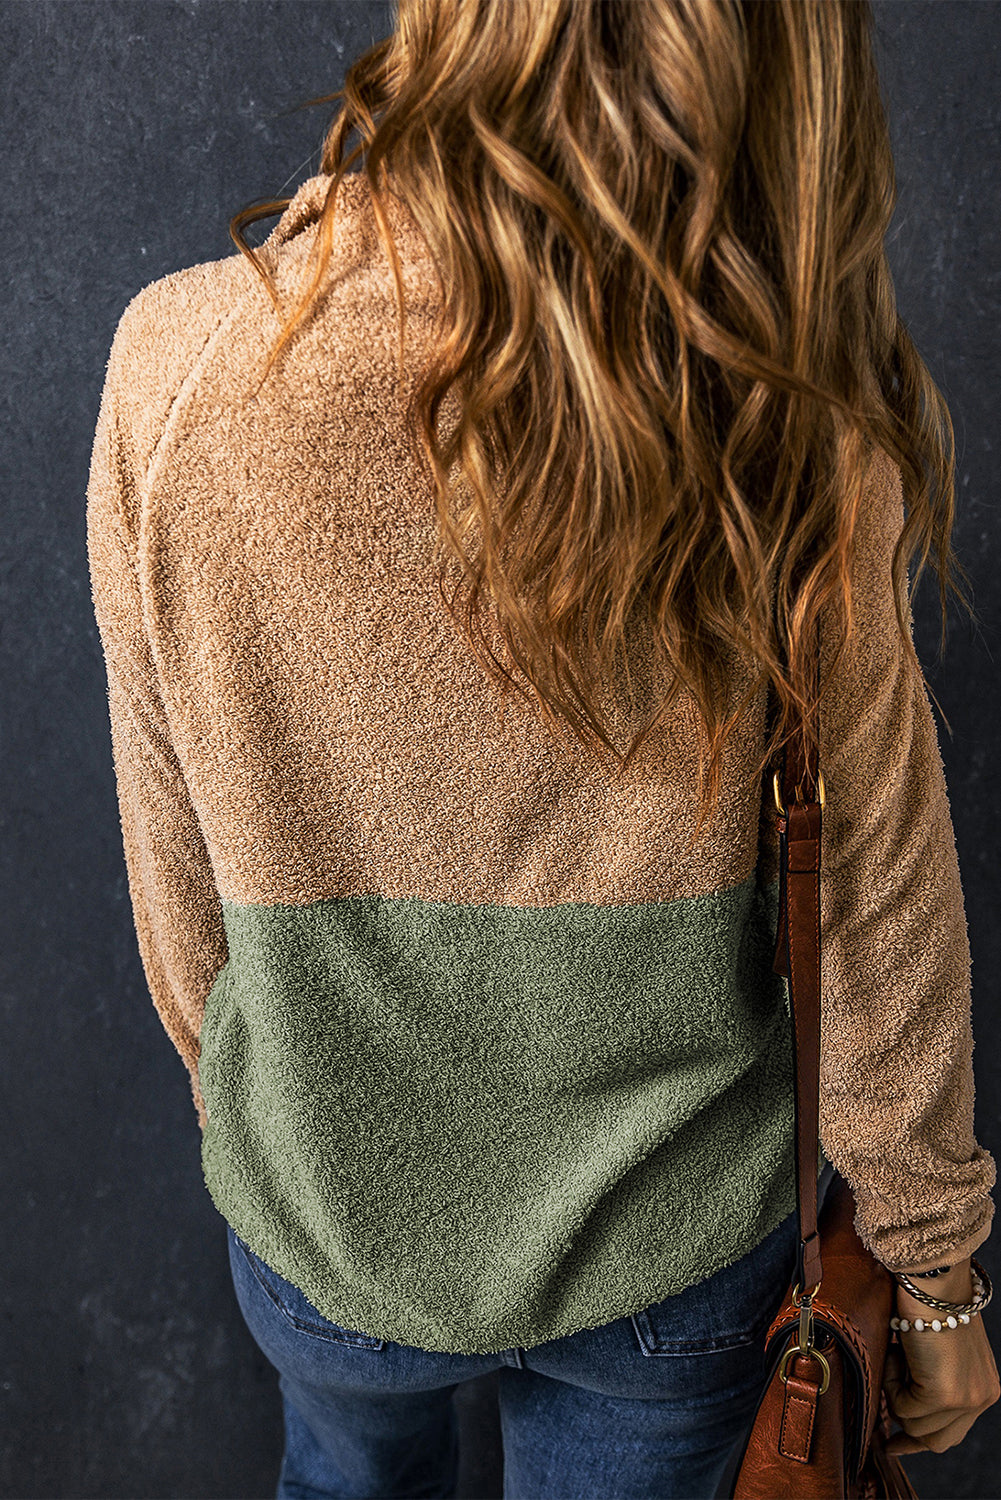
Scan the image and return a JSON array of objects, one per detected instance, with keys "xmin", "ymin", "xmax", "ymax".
[
  {"xmin": 811, "ymin": 446, "xmax": 995, "ymax": 1273},
  {"xmin": 86, "ymin": 292, "xmax": 229, "ymax": 1132}
]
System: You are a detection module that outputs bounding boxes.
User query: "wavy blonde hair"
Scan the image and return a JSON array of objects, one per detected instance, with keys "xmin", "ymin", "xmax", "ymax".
[{"xmin": 230, "ymin": 0, "xmax": 971, "ymax": 839}]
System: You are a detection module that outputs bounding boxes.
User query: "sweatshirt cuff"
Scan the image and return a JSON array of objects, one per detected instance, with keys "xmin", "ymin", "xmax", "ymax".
[{"xmin": 865, "ymin": 1196, "xmax": 995, "ymax": 1276}]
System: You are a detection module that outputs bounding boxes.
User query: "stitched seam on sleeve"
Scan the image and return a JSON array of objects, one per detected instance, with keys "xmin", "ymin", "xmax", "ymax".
[{"xmin": 138, "ymin": 293, "xmax": 250, "ymax": 516}]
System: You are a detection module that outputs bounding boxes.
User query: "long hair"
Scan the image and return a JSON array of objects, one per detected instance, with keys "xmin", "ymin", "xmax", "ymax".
[{"xmin": 229, "ymin": 0, "xmax": 972, "ymax": 840}]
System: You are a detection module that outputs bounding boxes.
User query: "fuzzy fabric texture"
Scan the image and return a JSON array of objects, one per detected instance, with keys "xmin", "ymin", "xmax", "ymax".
[
  {"xmin": 195, "ymin": 870, "xmax": 813, "ymax": 1352},
  {"xmin": 86, "ymin": 169, "xmax": 994, "ymax": 1351}
]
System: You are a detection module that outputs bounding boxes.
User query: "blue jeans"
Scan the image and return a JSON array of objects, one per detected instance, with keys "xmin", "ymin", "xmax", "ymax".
[{"xmin": 226, "ymin": 1164, "xmax": 834, "ymax": 1500}]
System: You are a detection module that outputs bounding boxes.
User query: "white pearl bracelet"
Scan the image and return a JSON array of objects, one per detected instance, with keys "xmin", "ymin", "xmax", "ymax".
[{"xmin": 891, "ymin": 1311, "xmax": 977, "ymax": 1333}]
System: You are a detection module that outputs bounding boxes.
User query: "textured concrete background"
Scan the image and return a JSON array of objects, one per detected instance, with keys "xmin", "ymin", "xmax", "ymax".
[{"xmin": 1, "ymin": 2, "xmax": 999, "ymax": 1496}]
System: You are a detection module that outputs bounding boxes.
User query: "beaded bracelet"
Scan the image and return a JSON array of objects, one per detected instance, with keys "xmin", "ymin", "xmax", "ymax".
[
  {"xmin": 892, "ymin": 1308, "xmax": 978, "ymax": 1334},
  {"xmin": 890, "ymin": 1258, "xmax": 993, "ymax": 1334}
]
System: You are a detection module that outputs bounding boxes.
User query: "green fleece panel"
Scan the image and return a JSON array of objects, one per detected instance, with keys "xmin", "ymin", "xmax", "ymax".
[{"xmin": 199, "ymin": 869, "xmax": 826, "ymax": 1354}]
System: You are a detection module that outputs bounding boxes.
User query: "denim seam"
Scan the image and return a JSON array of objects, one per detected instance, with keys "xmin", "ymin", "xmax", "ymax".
[
  {"xmin": 631, "ymin": 1322, "xmax": 758, "ymax": 1356},
  {"xmin": 630, "ymin": 1288, "xmax": 784, "ymax": 1356}
]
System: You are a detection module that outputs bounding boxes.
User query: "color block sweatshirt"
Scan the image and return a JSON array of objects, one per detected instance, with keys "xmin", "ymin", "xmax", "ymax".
[{"xmin": 85, "ymin": 169, "xmax": 995, "ymax": 1355}]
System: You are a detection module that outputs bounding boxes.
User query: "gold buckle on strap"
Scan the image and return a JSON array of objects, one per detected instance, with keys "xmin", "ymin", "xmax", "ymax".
[
  {"xmin": 779, "ymin": 1282, "xmax": 831, "ymax": 1394},
  {"xmin": 773, "ymin": 769, "xmax": 826, "ymax": 818},
  {"xmin": 778, "ymin": 1341, "xmax": 831, "ymax": 1393}
]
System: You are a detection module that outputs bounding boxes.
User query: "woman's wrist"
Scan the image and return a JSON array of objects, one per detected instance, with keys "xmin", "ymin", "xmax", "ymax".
[{"xmin": 894, "ymin": 1257, "xmax": 975, "ymax": 1313}]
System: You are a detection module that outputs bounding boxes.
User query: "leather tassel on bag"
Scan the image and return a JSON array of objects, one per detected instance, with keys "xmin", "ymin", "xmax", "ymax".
[{"xmin": 722, "ymin": 619, "xmax": 919, "ymax": 1499}]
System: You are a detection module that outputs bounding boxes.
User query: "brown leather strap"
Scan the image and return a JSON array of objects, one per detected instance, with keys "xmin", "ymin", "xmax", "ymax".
[
  {"xmin": 771, "ymin": 615, "xmax": 824, "ymax": 1296},
  {"xmin": 779, "ymin": 1352, "xmax": 823, "ymax": 1462}
]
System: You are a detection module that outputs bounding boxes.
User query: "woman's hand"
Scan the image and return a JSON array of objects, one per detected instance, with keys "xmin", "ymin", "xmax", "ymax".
[{"xmin": 882, "ymin": 1257, "xmax": 1000, "ymax": 1457}]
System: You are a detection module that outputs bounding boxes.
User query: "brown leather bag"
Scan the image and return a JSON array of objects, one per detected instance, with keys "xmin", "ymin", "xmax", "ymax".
[{"xmin": 725, "ymin": 631, "xmax": 919, "ymax": 1499}]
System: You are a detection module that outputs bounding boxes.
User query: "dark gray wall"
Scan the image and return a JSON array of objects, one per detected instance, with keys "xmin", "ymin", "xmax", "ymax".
[{"xmin": 2, "ymin": 2, "xmax": 999, "ymax": 1497}]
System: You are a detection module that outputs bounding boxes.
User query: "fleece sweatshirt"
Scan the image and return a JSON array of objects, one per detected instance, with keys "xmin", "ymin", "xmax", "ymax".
[{"xmin": 85, "ymin": 168, "xmax": 995, "ymax": 1355}]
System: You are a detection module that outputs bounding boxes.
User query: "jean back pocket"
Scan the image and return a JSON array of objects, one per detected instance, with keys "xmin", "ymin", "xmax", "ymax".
[
  {"xmin": 631, "ymin": 1207, "xmax": 799, "ymax": 1356},
  {"xmin": 231, "ymin": 1228, "xmax": 386, "ymax": 1349}
]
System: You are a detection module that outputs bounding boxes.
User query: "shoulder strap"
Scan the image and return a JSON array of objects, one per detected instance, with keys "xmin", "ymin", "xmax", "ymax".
[{"xmin": 771, "ymin": 615, "xmax": 824, "ymax": 1297}]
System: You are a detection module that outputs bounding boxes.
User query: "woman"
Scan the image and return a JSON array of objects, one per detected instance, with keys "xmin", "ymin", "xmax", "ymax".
[{"xmin": 86, "ymin": 1, "xmax": 999, "ymax": 1496}]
